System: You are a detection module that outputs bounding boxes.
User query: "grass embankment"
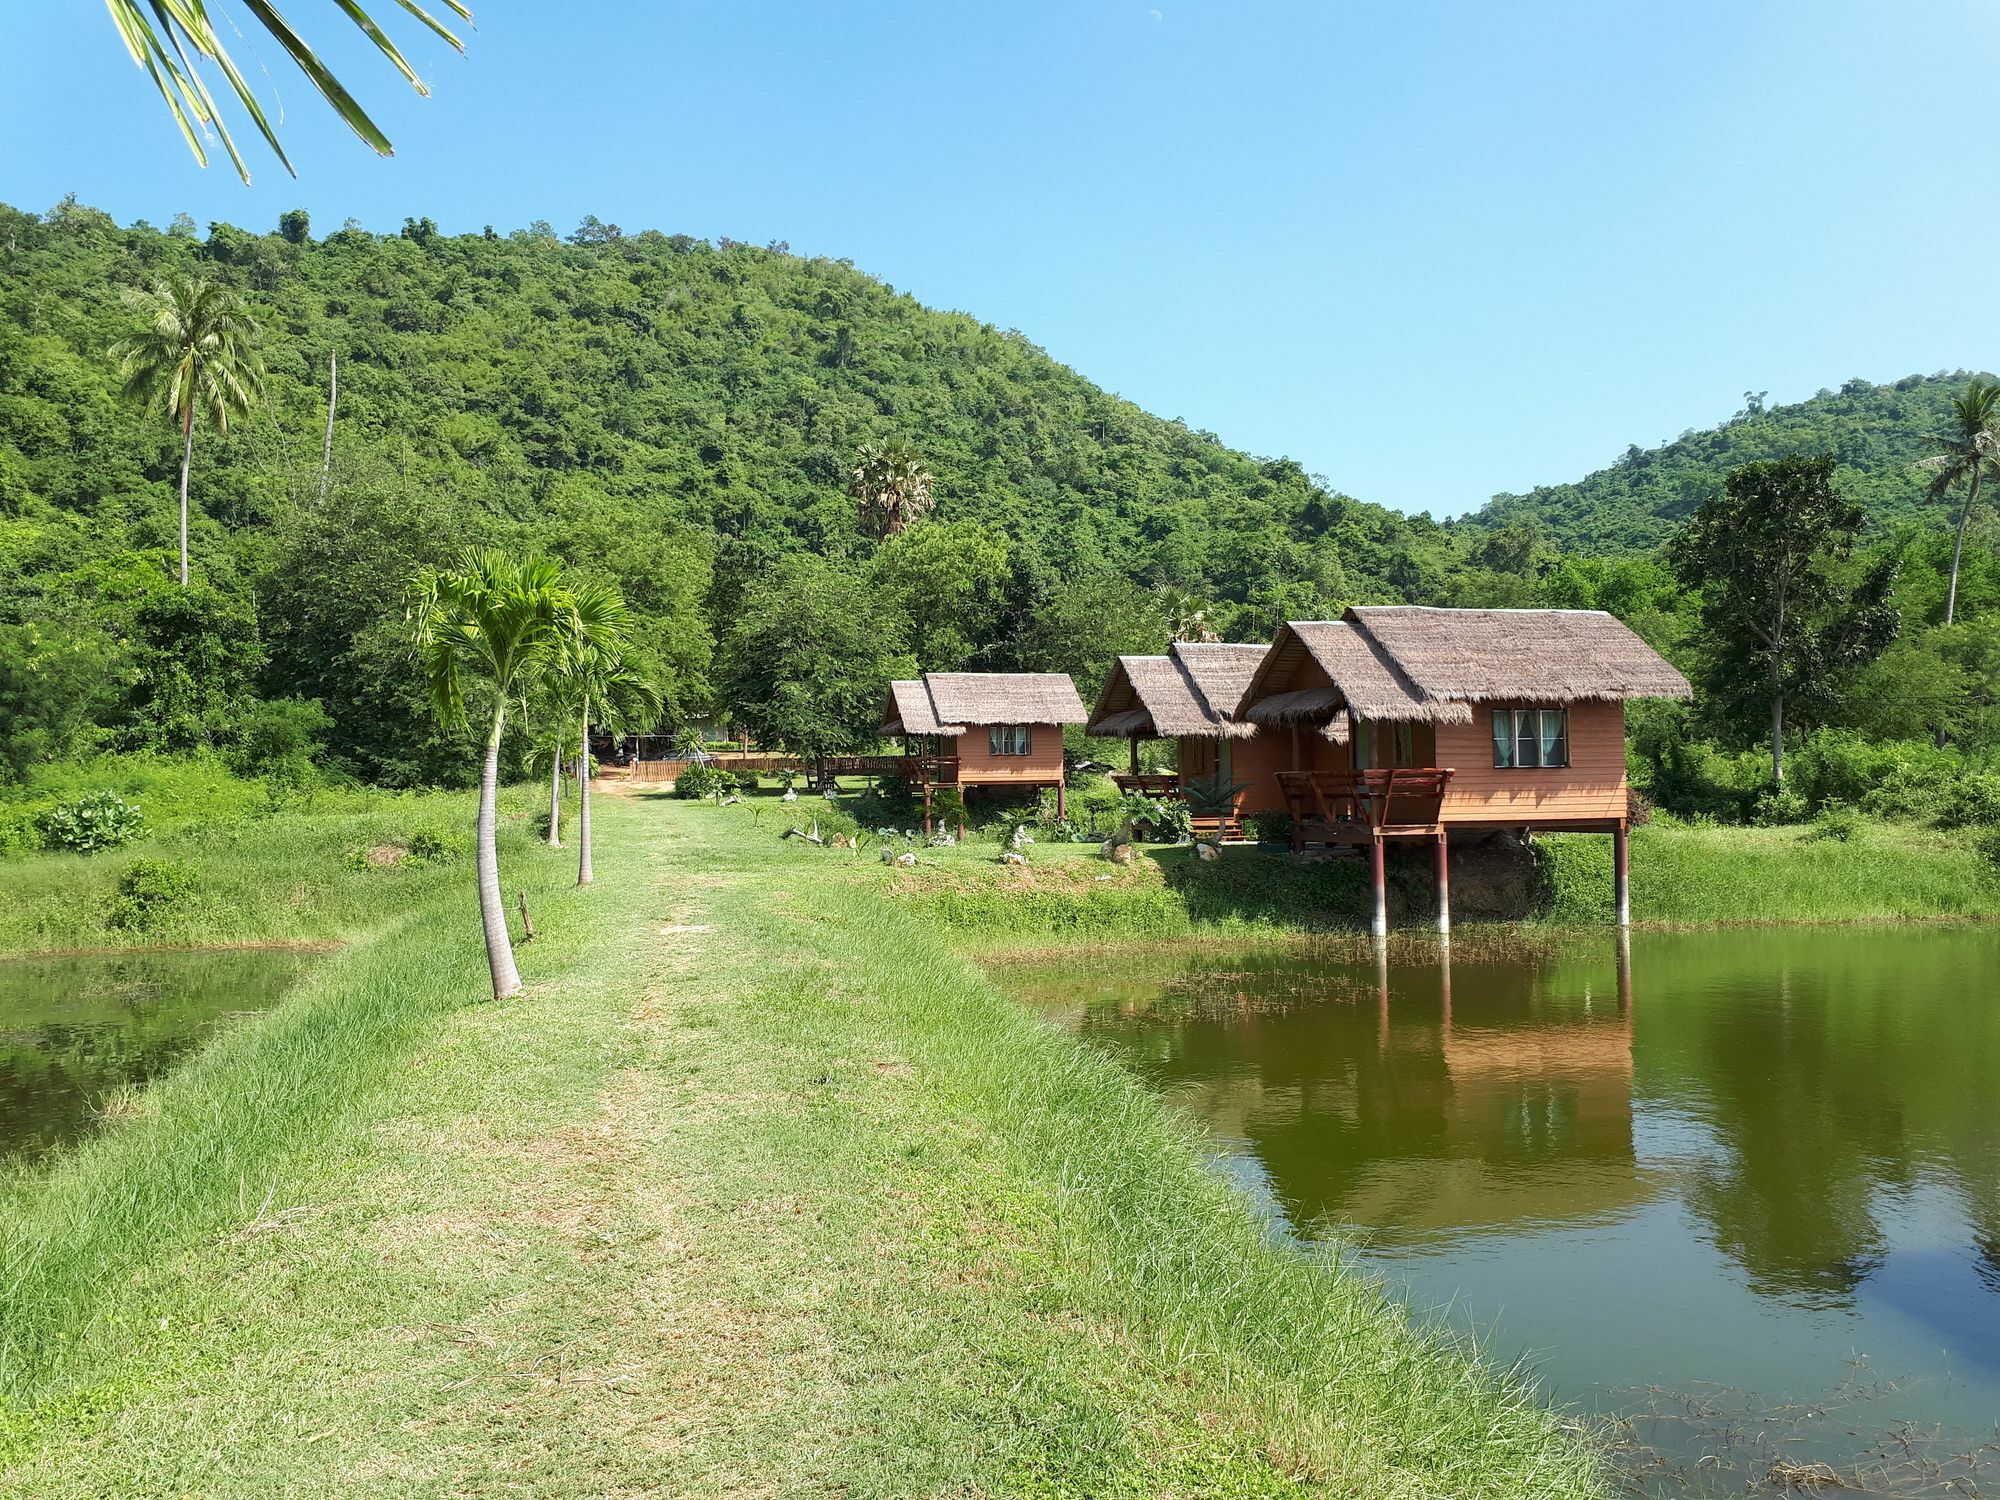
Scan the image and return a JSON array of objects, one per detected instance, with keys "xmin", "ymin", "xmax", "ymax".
[
  {"xmin": 1, "ymin": 790, "xmax": 1603, "ymax": 1498},
  {"xmin": 849, "ymin": 818, "xmax": 2000, "ymax": 943}
]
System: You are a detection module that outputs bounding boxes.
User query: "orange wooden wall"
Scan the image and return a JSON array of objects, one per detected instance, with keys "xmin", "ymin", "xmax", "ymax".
[
  {"xmin": 951, "ymin": 723, "xmax": 1066, "ymax": 784},
  {"xmin": 1433, "ymin": 700, "xmax": 1627, "ymax": 823}
]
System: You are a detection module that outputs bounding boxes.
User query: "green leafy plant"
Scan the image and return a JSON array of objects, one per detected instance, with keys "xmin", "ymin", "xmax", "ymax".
[
  {"xmin": 1244, "ymin": 809, "xmax": 1294, "ymax": 845},
  {"xmin": 38, "ymin": 792, "xmax": 146, "ymax": 854},
  {"xmin": 1181, "ymin": 773, "xmax": 1248, "ymax": 820},
  {"xmin": 1803, "ymin": 807, "xmax": 1863, "ymax": 844},
  {"xmin": 106, "ymin": 857, "xmax": 199, "ymax": 931}
]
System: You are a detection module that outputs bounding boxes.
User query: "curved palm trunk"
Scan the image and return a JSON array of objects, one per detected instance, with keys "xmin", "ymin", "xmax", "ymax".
[
  {"xmin": 577, "ymin": 696, "xmax": 594, "ymax": 885},
  {"xmin": 546, "ymin": 743, "xmax": 563, "ymax": 848},
  {"xmin": 177, "ymin": 402, "xmax": 195, "ymax": 587},
  {"xmin": 477, "ymin": 702, "xmax": 523, "ymax": 1000},
  {"xmin": 1945, "ymin": 467, "xmax": 1982, "ymax": 627}
]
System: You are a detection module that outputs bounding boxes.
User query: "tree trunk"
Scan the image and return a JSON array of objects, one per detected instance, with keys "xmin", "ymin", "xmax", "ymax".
[
  {"xmin": 177, "ymin": 402, "xmax": 195, "ymax": 587},
  {"xmin": 1771, "ymin": 692, "xmax": 1785, "ymax": 786},
  {"xmin": 1945, "ymin": 466, "xmax": 1981, "ymax": 627},
  {"xmin": 477, "ymin": 703, "xmax": 523, "ymax": 1000},
  {"xmin": 577, "ymin": 695, "xmax": 594, "ymax": 886},
  {"xmin": 546, "ymin": 743, "xmax": 563, "ymax": 848},
  {"xmin": 317, "ymin": 350, "xmax": 337, "ymax": 506}
]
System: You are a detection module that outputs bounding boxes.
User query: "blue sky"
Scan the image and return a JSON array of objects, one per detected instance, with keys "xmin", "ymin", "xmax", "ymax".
[{"xmin": 7, "ymin": 1, "xmax": 1996, "ymax": 516}]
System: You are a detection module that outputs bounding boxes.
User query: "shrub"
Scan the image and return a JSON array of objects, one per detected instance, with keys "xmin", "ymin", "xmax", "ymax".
[
  {"xmin": 928, "ymin": 786, "xmax": 966, "ymax": 829},
  {"xmin": 106, "ymin": 857, "xmax": 199, "ymax": 931},
  {"xmin": 38, "ymin": 791, "xmax": 145, "ymax": 853},
  {"xmin": 1244, "ymin": 809, "xmax": 1294, "ymax": 845},
  {"xmin": 1803, "ymin": 807, "xmax": 1863, "ymax": 843},
  {"xmin": 1114, "ymin": 789, "xmax": 1191, "ymax": 843},
  {"xmin": 406, "ymin": 830, "xmax": 455, "ymax": 863},
  {"xmin": 673, "ymin": 764, "xmax": 739, "ymax": 800},
  {"xmin": 1751, "ymin": 786, "xmax": 1809, "ymax": 826},
  {"xmin": 1935, "ymin": 772, "xmax": 2000, "ymax": 830}
]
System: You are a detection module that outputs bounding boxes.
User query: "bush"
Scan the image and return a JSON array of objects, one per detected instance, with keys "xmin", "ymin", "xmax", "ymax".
[
  {"xmin": 1935, "ymin": 772, "xmax": 2000, "ymax": 830},
  {"xmin": 673, "ymin": 764, "xmax": 740, "ymax": 800},
  {"xmin": 229, "ymin": 697, "xmax": 331, "ymax": 779},
  {"xmin": 1751, "ymin": 786, "xmax": 1809, "ymax": 826},
  {"xmin": 1244, "ymin": 809, "xmax": 1294, "ymax": 845},
  {"xmin": 1114, "ymin": 789, "xmax": 1191, "ymax": 843},
  {"xmin": 1803, "ymin": 807, "xmax": 1863, "ymax": 843},
  {"xmin": 106, "ymin": 857, "xmax": 199, "ymax": 931},
  {"xmin": 38, "ymin": 791, "xmax": 146, "ymax": 853}
]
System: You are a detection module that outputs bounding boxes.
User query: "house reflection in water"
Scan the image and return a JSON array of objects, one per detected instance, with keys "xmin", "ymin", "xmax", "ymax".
[{"xmin": 1044, "ymin": 940, "xmax": 1649, "ymax": 1249}]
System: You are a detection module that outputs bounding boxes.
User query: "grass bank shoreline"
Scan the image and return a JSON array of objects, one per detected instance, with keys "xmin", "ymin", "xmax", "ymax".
[{"xmin": 2, "ymin": 790, "xmax": 1608, "ymax": 1497}]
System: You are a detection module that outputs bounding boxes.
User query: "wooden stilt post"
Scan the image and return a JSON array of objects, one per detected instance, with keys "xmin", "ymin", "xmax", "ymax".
[
  {"xmin": 1056, "ymin": 780, "xmax": 1067, "ymax": 822},
  {"xmin": 1128, "ymin": 736, "xmax": 1140, "ymax": 775},
  {"xmin": 1613, "ymin": 820, "xmax": 1630, "ymax": 928},
  {"xmin": 923, "ymin": 783, "xmax": 933, "ymax": 837},
  {"xmin": 1616, "ymin": 926, "xmax": 1633, "ymax": 1018},
  {"xmin": 1369, "ymin": 832, "xmax": 1388, "ymax": 938},
  {"xmin": 1434, "ymin": 829, "xmax": 1450, "ymax": 938},
  {"xmin": 1374, "ymin": 934, "xmax": 1391, "ymax": 1048},
  {"xmin": 1439, "ymin": 938, "xmax": 1452, "ymax": 1028}
]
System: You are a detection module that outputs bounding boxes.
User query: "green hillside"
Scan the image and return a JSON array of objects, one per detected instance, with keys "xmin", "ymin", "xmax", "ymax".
[
  {"xmin": 0, "ymin": 198, "xmax": 1498, "ymax": 781},
  {"xmin": 1465, "ymin": 374, "xmax": 1992, "ymax": 554}
]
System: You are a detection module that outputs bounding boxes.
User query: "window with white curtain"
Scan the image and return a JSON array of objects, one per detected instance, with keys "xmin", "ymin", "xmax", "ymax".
[
  {"xmin": 1491, "ymin": 707, "xmax": 1568, "ymax": 769},
  {"xmin": 988, "ymin": 724, "xmax": 1031, "ymax": 756}
]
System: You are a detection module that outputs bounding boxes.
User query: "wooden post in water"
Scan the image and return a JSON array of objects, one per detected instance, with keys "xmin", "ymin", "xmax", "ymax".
[
  {"xmin": 1433, "ymin": 829, "xmax": 1450, "ymax": 938},
  {"xmin": 1612, "ymin": 821, "xmax": 1631, "ymax": 928},
  {"xmin": 1369, "ymin": 832, "xmax": 1388, "ymax": 938}
]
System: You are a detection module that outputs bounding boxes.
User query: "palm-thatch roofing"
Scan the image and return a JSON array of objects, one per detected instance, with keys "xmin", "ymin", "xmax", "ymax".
[
  {"xmin": 1087, "ymin": 642, "xmax": 1267, "ymax": 739},
  {"xmin": 882, "ymin": 679, "xmax": 965, "ymax": 737},
  {"xmin": 1235, "ymin": 607, "xmax": 1690, "ymax": 733},
  {"xmin": 1345, "ymin": 607, "xmax": 1692, "ymax": 703},
  {"xmin": 884, "ymin": 672, "xmax": 1088, "ymax": 737}
]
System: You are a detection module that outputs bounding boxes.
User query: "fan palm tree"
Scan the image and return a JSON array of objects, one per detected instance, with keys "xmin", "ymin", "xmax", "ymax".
[
  {"xmin": 848, "ymin": 441, "xmax": 935, "ymax": 539},
  {"xmin": 409, "ymin": 549, "xmax": 594, "ymax": 1000},
  {"xmin": 103, "ymin": 0, "xmax": 471, "ymax": 183},
  {"xmin": 1917, "ymin": 376, "xmax": 2000, "ymax": 625},
  {"xmin": 110, "ymin": 277, "xmax": 264, "ymax": 587}
]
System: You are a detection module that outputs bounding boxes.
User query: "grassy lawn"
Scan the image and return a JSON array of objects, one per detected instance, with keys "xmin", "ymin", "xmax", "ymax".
[{"xmin": 0, "ymin": 789, "xmax": 1605, "ymax": 1498}]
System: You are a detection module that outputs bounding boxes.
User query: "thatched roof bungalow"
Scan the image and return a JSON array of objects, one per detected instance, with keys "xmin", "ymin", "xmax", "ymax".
[
  {"xmin": 1088, "ymin": 642, "xmax": 1293, "ymax": 821},
  {"xmin": 881, "ymin": 671, "xmax": 1088, "ymax": 826},
  {"xmin": 1233, "ymin": 606, "xmax": 1690, "ymax": 932}
]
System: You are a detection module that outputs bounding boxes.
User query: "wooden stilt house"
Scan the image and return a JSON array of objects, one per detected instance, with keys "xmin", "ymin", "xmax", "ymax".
[
  {"xmin": 1232, "ymin": 607, "xmax": 1690, "ymax": 933},
  {"xmin": 881, "ymin": 672, "xmax": 1089, "ymax": 831},
  {"xmin": 1086, "ymin": 642, "xmax": 1286, "ymax": 835}
]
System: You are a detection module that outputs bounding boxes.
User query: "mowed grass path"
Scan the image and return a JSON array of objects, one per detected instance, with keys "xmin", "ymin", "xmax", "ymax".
[{"xmin": 2, "ymin": 793, "xmax": 1605, "ymax": 1498}]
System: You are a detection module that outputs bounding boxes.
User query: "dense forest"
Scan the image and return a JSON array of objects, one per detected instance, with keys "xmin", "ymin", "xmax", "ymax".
[
  {"xmin": 1, "ymin": 197, "xmax": 1995, "ymax": 830},
  {"xmin": 1463, "ymin": 375, "xmax": 1991, "ymax": 554}
]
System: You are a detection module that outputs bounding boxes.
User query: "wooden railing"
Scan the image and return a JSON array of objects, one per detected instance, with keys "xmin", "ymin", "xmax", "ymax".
[
  {"xmin": 1276, "ymin": 768, "xmax": 1454, "ymax": 844},
  {"xmin": 1110, "ymin": 772, "xmax": 1180, "ymax": 797},
  {"xmin": 899, "ymin": 755, "xmax": 960, "ymax": 787}
]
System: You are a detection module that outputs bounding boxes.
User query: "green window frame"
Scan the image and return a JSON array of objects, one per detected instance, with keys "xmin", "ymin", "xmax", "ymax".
[
  {"xmin": 988, "ymin": 724, "xmax": 1031, "ymax": 756},
  {"xmin": 1491, "ymin": 707, "xmax": 1568, "ymax": 769}
]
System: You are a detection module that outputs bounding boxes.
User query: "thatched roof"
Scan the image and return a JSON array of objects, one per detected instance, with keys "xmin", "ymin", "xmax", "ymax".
[
  {"xmin": 919, "ymin": 672, "xmax": 1088, "ymax": 728},
  {"xmin": 882, "ymin": 679, "xmax": 965, "ymax": 737},
  {"xmin": 1235, "ymin": 607, "xmax": 1689, "ymax": 725},
  {"xmin": 1346, "ymin": 607, "xmax": 1692, "ymax": 703},
  {"xmin": 1087, "ymin": 643, "xmax": 1267, "ymax": 739}
]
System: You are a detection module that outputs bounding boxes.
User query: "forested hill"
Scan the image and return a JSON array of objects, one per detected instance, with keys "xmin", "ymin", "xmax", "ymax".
[
  {"xmin": 1464, "ymin": 374, "xmax": 1990, "ymax": 555},
  {"xmin": 1, "ymin": 198, "xmax": 1504, "ymax": 780}
]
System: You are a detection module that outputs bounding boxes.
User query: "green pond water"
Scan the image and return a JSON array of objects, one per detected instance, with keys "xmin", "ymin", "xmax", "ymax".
[
  {"xmin": 995, "ymin": 926, "xmax": 2000, "ymax": 1496},
  {"xmin": 0, "ymin": 948, "xmax": 317, "ymax": 1167}
]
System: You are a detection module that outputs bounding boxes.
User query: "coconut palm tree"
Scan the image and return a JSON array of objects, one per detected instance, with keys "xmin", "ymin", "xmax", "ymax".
[
  {"xmin": 547, "ymin": 583, "xmax": 660, "ymax": 885},
  {"xmin": 410, "ymin": 550, "xmax": 597, "ymax": 1000},
  {"xmin": 102, "ymin": 0, "xmax": 470, "ymax": 182},
  {"xmin": 1917, "ymin": 376, "xmax": 2000, "ymax": 626},
  {"xmin": 848, "ymin": 441, "xmax": 935, "ymax": 539},
  {"xmin": 110, "ymin": 277, "xmax": 264, "ymax": 587}
]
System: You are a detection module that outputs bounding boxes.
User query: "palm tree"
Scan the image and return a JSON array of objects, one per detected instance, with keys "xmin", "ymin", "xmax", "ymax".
[
  {"xmin": 1917, "ymin": 377, "xmax": 2000, "ymax": 625},
  {"xmin": 848, "ymin": 441, "xmax": 935, "ymax": 539},
  {"xmin": 110, "ymin": 278, "xmax": 263, "ymax": 587},
  {"xmin": 548, "ymin": 583, "xmax": 660, "ymax": 886},
  {"xmin": 409, "ymin": 549, "xmax": 594, "ymax": 1000},
  {"xmin": 103, "ymin": 0, "xmax": 470, "ymax": 183}
]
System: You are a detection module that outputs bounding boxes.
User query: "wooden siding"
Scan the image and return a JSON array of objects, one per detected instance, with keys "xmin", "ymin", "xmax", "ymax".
[
  {"xmin": 1433, "ymin": 701, "xmax": 1627, "ymax": 823},
  {"xmin": 950, "ymin": 724, "xmax": 1065, "ymax": 784}
]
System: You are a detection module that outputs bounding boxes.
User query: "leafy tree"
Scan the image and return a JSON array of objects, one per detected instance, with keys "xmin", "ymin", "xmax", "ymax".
[
  {"xmin": 848, "ymin": 441, "xmax": 934, "ymax": 539},
  {"xmin": 129, "ymin": 583, "xmax": 264, "ymax": 751},
  {"xmin": 409, "ymin": 549, "xmax": 587, "ymax": 1001},
  {"xmin": 0, "ymin": 620, "xmax": 129, "ymax": 780},
  {"xmin": 1669, "ymin": 456, "xmax": 1899, "ymax": 785},
  {"xmin": 109, "ymin": 277, "xmax": 264, "ymax": 586},
  {"xmin": 1915, "ymin": 376, "xmax": 2000, "ymax": 625},
  {"xmin": 544, "ymin": 581, "xmax": 659, "ymax": 886},
  {"xmin": 101, "ymin": 0, "xmax": 470, "ymax": 181},
  {"xmin": 866, "ymin": 520, "xmax": 1010, "ymax": 669},
  {"xmin": 717, "ymin": 556, "xmax": 911, "ymax": 779}
]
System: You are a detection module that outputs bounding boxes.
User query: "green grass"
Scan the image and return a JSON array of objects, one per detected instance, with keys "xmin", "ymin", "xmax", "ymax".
[
  {"xmin": 1540, "ymin": 818, "xmax": 2000, "ymax": 925},
  {"xmin": 0, "ymin": 790, "xmax": 1606, "ymax": 1497}
]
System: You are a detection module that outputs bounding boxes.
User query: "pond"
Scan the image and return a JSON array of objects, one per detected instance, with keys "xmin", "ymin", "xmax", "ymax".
[
  {"xmin": 0, "ymin": 948, "xmax": 319, "ymax": 1168},
  {"xmin": 994, "ymin": 926, "xmax": 2000, "ymax": 1496}
]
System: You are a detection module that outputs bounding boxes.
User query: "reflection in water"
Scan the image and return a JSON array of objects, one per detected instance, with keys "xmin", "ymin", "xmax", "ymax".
[
  {"xmin": 996, "ymin": 926, "xmax": 2000, "ymax": 1495},
  {"xmin": 0, "ymin": 948, "xmax": 316, "ymax": 1165}
]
